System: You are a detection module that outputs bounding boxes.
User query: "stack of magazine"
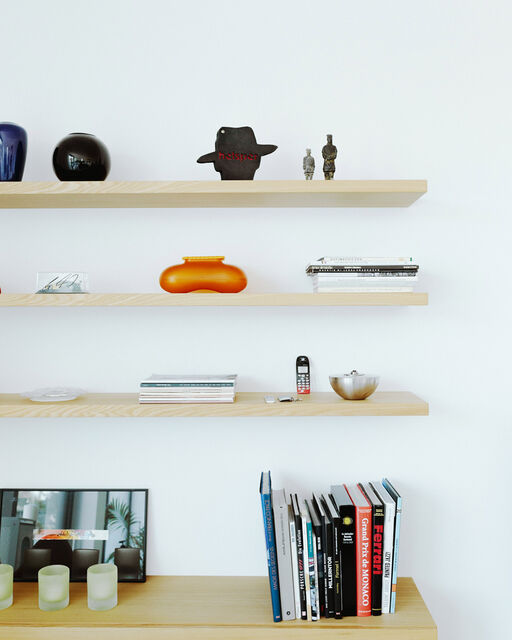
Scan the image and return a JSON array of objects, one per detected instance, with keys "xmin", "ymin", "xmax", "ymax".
[
  {"xmin": 139, "ymin": 374, "xmax": 237, "ymax": 404},
  {"xmin": 306, "ymin": 257, "xmax": 419, "ymax": 292},
  {"xmin": 259, "ymin": 471, "xmax": 402, "ymax": 622}
]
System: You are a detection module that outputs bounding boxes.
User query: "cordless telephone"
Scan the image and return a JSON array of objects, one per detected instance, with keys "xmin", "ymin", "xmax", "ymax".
[{"xmin": 296, "ymin": 356, "xmax": 311, "ymax": 394}]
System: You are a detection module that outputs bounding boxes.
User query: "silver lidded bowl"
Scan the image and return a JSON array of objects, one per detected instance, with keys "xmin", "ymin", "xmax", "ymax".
[{"xmin": 329, "ymin": 370, "xmax": 380, "ymax": 400}]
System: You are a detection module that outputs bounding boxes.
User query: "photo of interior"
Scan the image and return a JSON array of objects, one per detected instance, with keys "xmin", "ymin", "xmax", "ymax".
[{"xmin": 0, "ymin": 489, "xmax": 147, "ymax": 582}]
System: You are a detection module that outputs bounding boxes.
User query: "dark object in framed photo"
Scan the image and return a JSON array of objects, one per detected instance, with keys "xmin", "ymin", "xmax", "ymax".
[
  {"xmin": 197, "ymin": 126, "xmax": 277, "ymax": 180},
  {"xmin": 0, "ymin": 489, "xmax": 148, "ymax": 582}
]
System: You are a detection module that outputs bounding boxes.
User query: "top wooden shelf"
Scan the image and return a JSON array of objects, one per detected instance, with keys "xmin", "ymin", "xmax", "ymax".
[
  {"xmin": 0, "ymin": 576, "xmax": 436, "ymax": 639},
  {"xmin": 0, "ymin": 180, "xmax": 427, "ymax": 208}
]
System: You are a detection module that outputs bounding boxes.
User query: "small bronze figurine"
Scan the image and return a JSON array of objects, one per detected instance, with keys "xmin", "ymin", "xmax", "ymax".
[
  {"xmin": 303, "ymin": 148, "xmax": 315, "ymax": 180},
  {"xmin": 322, "ymin": 134, "xmax": 337, "ymax": 180}
]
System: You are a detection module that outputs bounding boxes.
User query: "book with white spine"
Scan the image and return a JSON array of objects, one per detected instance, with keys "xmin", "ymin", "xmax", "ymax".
[
  {"xmin": 382, "ymin": 479, "xmax": 402, "ymax": 614},
  {"xmin": 311, "ymin": 272, "xmax": 418, "ymax": 278},
  {"xmin": 370, "ymin": 482, "xmax": 396, "ymax": 614},
  {"xmin": 141, "ymin": 374, "xmax": 237, "ymax": 384},
  {"xmin": 272, "ymin": 489, "xmax": 296, "ymax": 620},
  {"xmin": 308, "ymin": 257, "xmax": 415, "ymax": 267},
  {"xmin": 313, "ymin": 277, "xmax": 418, "ymax": 284},
  {"xmin": 313, "ymin": 286, "xmax": 415, "ymax": 293}
]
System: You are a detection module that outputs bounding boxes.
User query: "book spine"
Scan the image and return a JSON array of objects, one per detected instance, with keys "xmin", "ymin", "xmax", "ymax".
[
  {"xmin": 312, "ymin": 528, "xmax": 320, "ymax": 621},
  {"xmin": 140, "ymin": 382, "xmax": 235, "ymax": 388},
  {"xmin": 371, "ymin": 505, "xmax": 385, "ymax": 616},
  {"xmin": 315, "ymin": 524, "xmax": 325, "ymax": 617},
  {"xmin": 306, "ymin": 519, "xmax": 318, "ymax": 620},
  {"xmin": 273, "ymin": 498, "xmax": 296, "ymax": 620},
  {"xmin": 332, "ymin": 519, "xmax": 342, "ymax": 619},
  {"xmin": 389, "ymin": 509, "xmax": 401, "ymax": 613},
  {"xmin": 339, "ymin": 502, "xmax": 357, "ymax": 616},
  {"xmin": 313, "ymin": 287, "xmax": 414, "ymax": 293},
  {"xmin": 312, "ymin": 276, "xmax": 418, "ymax": 282},
  {"xmin": 324, "ymin": 521, "xmax": 335, "ymax": 617},
  {"xmin": 310, "ymin": 257, "xmax": 414, "ymax": 266},
  {"xmin": 381, "ymin": 503, "xmax": 395, "ymax": 614},
  {"xmin": 355, "ymin": 505, "xmax": 372, "ymax": 616},
  {"xmin": 301, "ymin": 512, "xmax": 312, "ymax": 621},
  {"xmin": 295, "ymin": 514, "xmax": 307, "ymax": 620},
  {"xmin": 289, "ymin": 513, "xmax": 302, "ymax": 619},
  {"xmin": 260, "ymin": 492, "xmax": 282, "ymax": 622},
  {"xmin": 307, "ymin": 267, "xmax": 418, "ymax": 274}
]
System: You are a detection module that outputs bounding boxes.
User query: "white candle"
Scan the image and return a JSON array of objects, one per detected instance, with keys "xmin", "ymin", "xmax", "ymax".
[
  {"xmin": 87, "ymin": 563, "xmax": 118, "ymax": 611},
  {"xmin": 38, "ymin": 565, "xmax": 69, "ymax": 611},
  {"xmin": 0, "ymin": 565, "xmax": 13, "ymax": 610}
]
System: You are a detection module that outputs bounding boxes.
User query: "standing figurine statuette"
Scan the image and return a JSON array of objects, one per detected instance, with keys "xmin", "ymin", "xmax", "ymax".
[
  {"xmin": 303, "ymin": 148, "xmax": 315, "ymax": 180},
  {"xmin": 322, "ymin": 134, "xmax": 337, "ymax": 180}
]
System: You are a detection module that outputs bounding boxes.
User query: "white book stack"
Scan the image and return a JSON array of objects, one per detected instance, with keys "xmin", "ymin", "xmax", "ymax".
[
  {"xmin": 305, "ymin": 257, "xmax": 419, "ymax": 293},
  {"xmin": 139, "ymin": 374, "xmax": 237, "ymax": 404}
]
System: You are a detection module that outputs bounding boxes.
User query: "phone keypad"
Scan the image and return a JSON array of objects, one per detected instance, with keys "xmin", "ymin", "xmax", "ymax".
[{"xmin": 297, "ymin": 374, "xmax": 310, "ymax": 394}]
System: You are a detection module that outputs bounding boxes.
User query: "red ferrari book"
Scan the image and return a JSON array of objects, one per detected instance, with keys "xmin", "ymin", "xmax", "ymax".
[{"xmin": 346, "ymin": 484, "xmax": 372, "ymax": 616}]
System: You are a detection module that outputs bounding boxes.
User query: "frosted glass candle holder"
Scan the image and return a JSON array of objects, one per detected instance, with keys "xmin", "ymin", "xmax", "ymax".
[
  {"xmin": 87, "ymin": 563, "xmax": 118, "ymax": 611},
  {"xmin": 0, "ymin": 564, "xmax": 13, "ymax": 610},
  {"xmin": 38, "ymin": 565, "xmax": 69, "ymax": 611}
]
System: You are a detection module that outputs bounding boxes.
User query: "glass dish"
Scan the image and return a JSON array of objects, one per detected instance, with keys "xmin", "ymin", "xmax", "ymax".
[{"xmin": 20, "ymin": 387, "xmax": 85, "ymax": 402}]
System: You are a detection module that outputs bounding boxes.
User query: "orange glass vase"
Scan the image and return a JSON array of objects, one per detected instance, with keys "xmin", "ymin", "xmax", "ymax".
[{"xmin": 159, "ymin": 257, "xmax": 247, "ymax": 293}]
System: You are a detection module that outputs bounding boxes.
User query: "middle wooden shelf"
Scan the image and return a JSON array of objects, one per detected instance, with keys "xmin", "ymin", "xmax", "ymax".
[
  {"xmin": 0, "ymin": 391, "xmax": 428, "ymax": 418},
  {"xmin": 0, "ymin": 292, "xmax": 428, "ymax": 307}
]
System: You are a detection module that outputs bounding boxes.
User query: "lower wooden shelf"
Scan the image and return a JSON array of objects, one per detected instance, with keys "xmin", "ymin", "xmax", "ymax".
[
  {"xmin": 0, "ymin": 392, "xmax": 428, "ymax": 417},
  {"xmin": 0, "ymin": 576, "xmax": 436, "ymax": 639}
]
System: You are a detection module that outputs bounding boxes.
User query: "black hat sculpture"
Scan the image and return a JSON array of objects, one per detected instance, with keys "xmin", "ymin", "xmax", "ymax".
[{"xmin": 197, "ymin": 126, "xmax": 277, "ymax": 180}]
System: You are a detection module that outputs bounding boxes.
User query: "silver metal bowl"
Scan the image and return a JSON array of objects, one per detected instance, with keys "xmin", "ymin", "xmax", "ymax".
[{"xmin": 329, "ymin": 370, "xmax": 380, "ymax": 400}]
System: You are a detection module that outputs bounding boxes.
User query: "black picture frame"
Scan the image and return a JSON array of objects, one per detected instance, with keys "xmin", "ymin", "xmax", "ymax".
[{"xmin": 0, "ymin": 488, "xmax": 148, "ymax": 582}]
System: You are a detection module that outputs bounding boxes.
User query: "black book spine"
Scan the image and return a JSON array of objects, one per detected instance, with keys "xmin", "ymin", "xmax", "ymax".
[
  {"xmin": 313, "ymin": 522, "xmax": 325, "ymax": 617},
  {"xmin": 306, "ymin": 265, "xmax": 418, "ymax": 274},
  {"xmin": 320, "ymin": 516, "xmax": 329, "ymax": 617},
  {"xmin": 324, "ymin": 519, "xmax": 335, "ymax": 617},
  {"xmin": 371, "ymin": 504, "xmax": 385, "ymax": 615},
  {"xmin": 339, "ymin": 503, "xmax": 357, "ymax": 616},
  {"xmin": 295, "ymin": 512, "xmax": 307, "ymax": 620},
  {"xmin": 332, "ymin": 516, "xmax": 343, "ymax": 619}
]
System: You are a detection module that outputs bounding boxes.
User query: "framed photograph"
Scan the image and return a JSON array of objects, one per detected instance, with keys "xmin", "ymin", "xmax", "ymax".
[
  {"xmin": 36, "ymin": 272, "xmax": 89, "ymax": 293},
  {"xmin": 0, "ymin": 489, "xmax": 148, "ymax": 582}
]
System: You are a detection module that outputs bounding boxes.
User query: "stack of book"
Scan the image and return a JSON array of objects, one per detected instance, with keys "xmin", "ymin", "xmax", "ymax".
[
  {"xmin": 259, "ymin": 471, "xmax": 402, "ymax": 622},
  {"xmin": 306, "ymin": 257, "xmax": 419, "ymax": 292},
  {"xmin": 139, "ymin": 374, "xmax": 237, "ymax": 403}
]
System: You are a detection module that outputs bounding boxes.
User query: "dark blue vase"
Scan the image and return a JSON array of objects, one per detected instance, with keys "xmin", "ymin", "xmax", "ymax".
[{"xmin": 0, "ymin": 122, "xmax": 27, "ymax": 181}]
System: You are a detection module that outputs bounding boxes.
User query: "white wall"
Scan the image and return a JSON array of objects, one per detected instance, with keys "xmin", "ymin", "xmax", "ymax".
[{"xmin": 1, "ymin": 1, "xmax": 511, "ymax": 637}]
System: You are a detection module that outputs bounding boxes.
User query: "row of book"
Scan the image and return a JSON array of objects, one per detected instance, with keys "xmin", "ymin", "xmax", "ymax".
[
  {"xmin": 138, "ymin": 374, "xmax": 237, "ymax": 403},
  {"xmin": 259, "ymin": 471, "xmax": 402, "ymax": 622},
  {"xmin": 306, "ymin": 256, "xmax": 419, "ymax": 292}
]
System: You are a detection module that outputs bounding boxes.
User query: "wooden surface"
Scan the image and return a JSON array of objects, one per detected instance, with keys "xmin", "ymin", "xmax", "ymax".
[
  {"xmin": 0, "ymin": 292, "xmax": 428, "ymax": 307},
  {"xmin": 0, "ymin": 180, "xmax": 427, "ymax": 208},
  {"xmin": 0, "ymin": 576, "xmax": 436, "ymax": 639},
  {"xmin": 0, "ymin": 392, "xmax": 428, "ymax": 418}
]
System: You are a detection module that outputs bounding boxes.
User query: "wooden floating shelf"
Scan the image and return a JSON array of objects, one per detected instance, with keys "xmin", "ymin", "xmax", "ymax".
[
  {"xmin": 0, "ymin": 292, "xmax": 428, "ymax": 307},
  {"xmin": 0, "ymin": 576, "xmax": 436, "ymax": 639},
  {"xmin": 0, "ymin": 392, "xmax": 428, "ymax": 418},
  {"xmin": 0, "ymin": 180, "xmax": 427, "ymax": 208}
]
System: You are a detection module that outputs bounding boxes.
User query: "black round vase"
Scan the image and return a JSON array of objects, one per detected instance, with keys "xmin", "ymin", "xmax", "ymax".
[{"xmin": 52, "ymin": 133, "xmax": 111, "ymax": 181}]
